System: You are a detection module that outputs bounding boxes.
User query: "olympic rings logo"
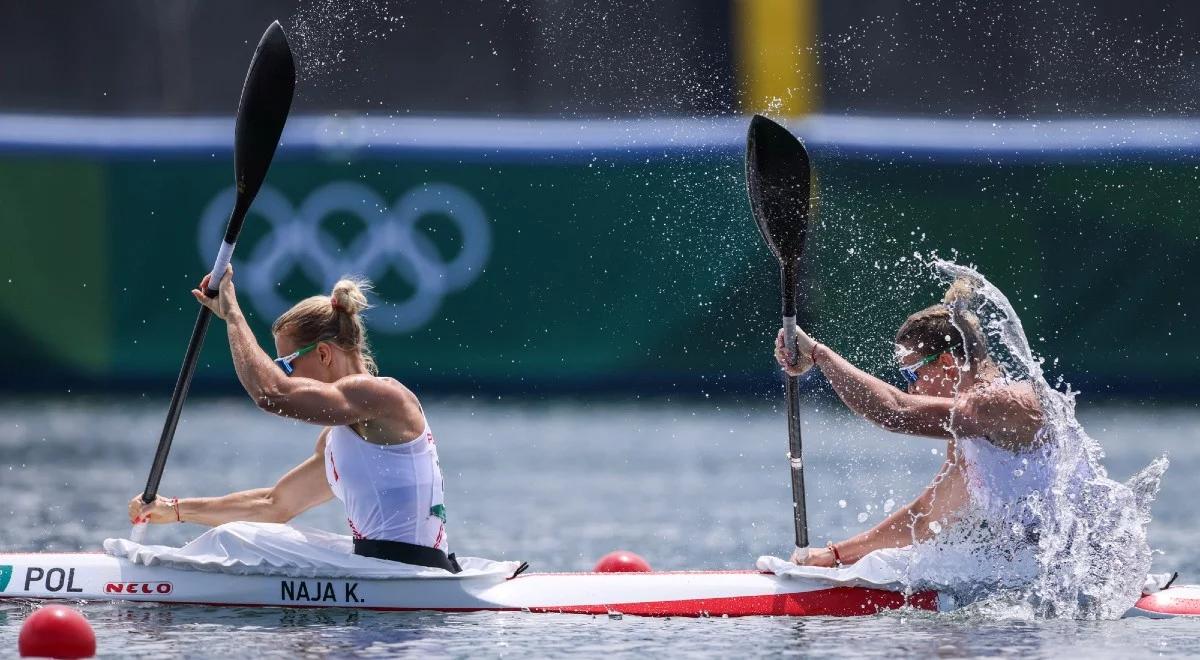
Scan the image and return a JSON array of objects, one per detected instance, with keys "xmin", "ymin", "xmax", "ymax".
[{"xmin": 198, "ymin": 181, "xmax": 491, "ymax": 334}]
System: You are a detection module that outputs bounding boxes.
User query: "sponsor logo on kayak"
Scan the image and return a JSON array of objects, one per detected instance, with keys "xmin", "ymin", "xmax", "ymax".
[
  {"xmin": 22, "ymin": 567, "xmax": 84, "ymax": 593},
  {"xmin": 105, "ymin": 582, "xmax": 173, "ymax": 595},
  {"xmin": 198, "ymin": 181, "xmax": 492, "ymax": 334},
  {"xmin": 0, "ymin": 565, "xmax": 11, "ymax": 592},
  {"xmin": 281, "ymin": 580, "xmax": 363, "ymax": 604}
]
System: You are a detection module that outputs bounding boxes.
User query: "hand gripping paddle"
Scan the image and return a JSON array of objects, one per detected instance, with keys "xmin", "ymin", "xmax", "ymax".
[{"xmin": 132, "ymin": 22, "xmax": 295, "ymax": 541}]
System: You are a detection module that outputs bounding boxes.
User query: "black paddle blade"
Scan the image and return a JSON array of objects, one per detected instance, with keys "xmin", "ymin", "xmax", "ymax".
[
  {"xmin": 745, "ymin": 114, "xmax": 811, "ymax": 267},
  {"xmin": 227, "ymin": 20, "xmax": 296, "ymax": 241}
]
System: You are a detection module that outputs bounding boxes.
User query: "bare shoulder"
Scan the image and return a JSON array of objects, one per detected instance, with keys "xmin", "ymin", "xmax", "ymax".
[
  {"xmin": 335, "ymin": 374, "xmax": 417, "ymax": 407},
  {"xmin": 336, "ymin": 374, "xmax": 424, "ymax": 435},
  {"xmin": 965, "ymin": 381, "xmax": 1041, "ymax": 415},
  {"xmin": 954, "ymin": 381, "xmax": 1043, "ymax": 449}
]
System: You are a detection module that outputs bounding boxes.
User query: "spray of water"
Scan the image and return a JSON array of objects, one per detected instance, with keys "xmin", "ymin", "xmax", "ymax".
[
  {"xmin": 901, "ymin": 259, "xmax": 1167, "ymax": 619},
  {"xmin": 288, "ymin": 0, "xmax": 402, "ymax": 88}
]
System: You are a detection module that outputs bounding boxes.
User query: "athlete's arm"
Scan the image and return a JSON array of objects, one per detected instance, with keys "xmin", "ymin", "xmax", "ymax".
[
  {"xmin": 775, "ymin": 331, "xmax": 1042, "ymax": 446},
  {"xmin": 251, "ymin": 372, "xmax": 421, "ymax": 428},
  {"xmin": 226, "ymin": 311, "xmax": 414, "ymax": 426},
  {"xmin": 131, "ymin": 430, "xmax": 335, "ymax": 526},
  {"xmin": 797, "ymin": 450, "xmax": 969, "ymax": 566},
  {"xmin": 191, "ymin": 265, "xmax": 421, "ymax": 429},
  {"xmin": 835, "ymin": 452, "xmax": 968, "ymax": 563},
  {"xmin": 811, "ymin": 344, "xmax": 958, "ymax": 439}
]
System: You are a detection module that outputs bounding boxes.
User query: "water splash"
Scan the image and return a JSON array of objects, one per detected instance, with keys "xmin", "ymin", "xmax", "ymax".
[
  {"xmin": 288, "ymin": 0, "xmax": 403, "ymax": 87},
  {"xmin": 903, "ymin": 259, "xmax": 1166, "ymax": 619}
]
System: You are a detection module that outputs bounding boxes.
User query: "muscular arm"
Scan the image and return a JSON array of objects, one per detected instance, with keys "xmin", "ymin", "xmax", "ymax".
[
  {"xmin": 813, "ymin": 345, "xmax": 957, "ymax": 439},
  {"xmin": 811, "ymin": 345, "xmax": 1042, "ymax": 448},
  {"xmin": 224, "ymin": 310, "xmax": 420, "ymax": 428},
  {"xmin": 193, "ymin": 270, "xmax": 422, "ymax": 433},
  {"xmin": 176, "ymin": 431, "xmax": 334, "ymax": 526},
  {"xmin": 834, "ymin": 449, "xmax": 970, "ymax": 564}
]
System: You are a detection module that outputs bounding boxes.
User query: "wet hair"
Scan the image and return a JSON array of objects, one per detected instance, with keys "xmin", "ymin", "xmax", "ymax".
[
  {"xmin": 895, "ymin": 278, "xmax": 989, "ymax": 369},
  {"xmin": 271, "ymin": 277, "xmax": 378, "ymax": 375}
]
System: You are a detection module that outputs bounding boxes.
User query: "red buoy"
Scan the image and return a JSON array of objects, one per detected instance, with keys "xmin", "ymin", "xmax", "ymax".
[
  {"xmin": 593, "ymin": 550, "xmax": 652, "ymax": 573},
  {"xmin": 1128, "ymin": 585, "xmax": 1200, "ymax": 618},
  {"xmin": 18, "ymin": 605, "xmax": 95, "ymax": 659}
]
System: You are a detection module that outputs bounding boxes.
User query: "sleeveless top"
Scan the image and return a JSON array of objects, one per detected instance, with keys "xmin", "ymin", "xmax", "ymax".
[
  {"xmin": 956, "ymin": 427, "xmax": 1095, "ymax": 548},
  {"xmin": 958, "ymin": 433, "xmax": 1054, "ymax": 532},
  {"xmin": 323, "ymin": 418, "xmax": 449, "ymax": 553}
]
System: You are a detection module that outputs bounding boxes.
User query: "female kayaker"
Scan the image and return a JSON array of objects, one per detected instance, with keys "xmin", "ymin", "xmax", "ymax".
[
  {"xmin": 774, "ymin": 279, "xmax": 1044, "ymax": 568},
  {"xmin": 129, "ymin": 265, "xmax": 458, "ymax": 572}
]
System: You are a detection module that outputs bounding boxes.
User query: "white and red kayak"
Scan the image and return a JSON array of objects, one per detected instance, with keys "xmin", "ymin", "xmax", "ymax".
[
  {"xmin": 1, "ymin": 521, "xmax": 1194, "ymax": 619},
  {"xmin": 0, "ymin": 551, "xmax": 938, "ymax": 617},
  {"xmin": 3, "ymin": 552, "xmax": 1197, "ymax": 619}
]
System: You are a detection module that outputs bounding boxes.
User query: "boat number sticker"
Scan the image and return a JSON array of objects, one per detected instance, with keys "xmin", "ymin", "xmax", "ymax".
[{"xmin": 280, "ymin": 580, "xmax": 363, "ymax": 604}]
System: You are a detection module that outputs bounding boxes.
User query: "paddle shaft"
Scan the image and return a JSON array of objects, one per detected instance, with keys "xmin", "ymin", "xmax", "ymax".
[
  {"xmin": 140, "ymin": 226, "xmax": 245, "ymax": 504},
  {"xmin": 135, "ymin": 21, "xmax": 293, "ymax": 514},
  {"xmin": 780, "ymin": 263, "xmax": 809, "ymax": 550}
]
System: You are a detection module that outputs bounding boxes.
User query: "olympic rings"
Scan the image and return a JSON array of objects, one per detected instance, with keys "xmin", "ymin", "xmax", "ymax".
[{"xmin": 197, "ymin": 181, "xmax": 491, "ymax": 333}]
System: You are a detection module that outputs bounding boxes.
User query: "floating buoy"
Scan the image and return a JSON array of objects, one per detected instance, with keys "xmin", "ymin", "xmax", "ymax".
[
  {"xmin": 594, "ymin": 550, "xmax": 652, "ymax": 573},
  {"xmin": 18, "ymin": 605, "xmax": 95, "ymax": 659},
  {"xmin": 1128, "ymin": 585, "xmax": 1200, "ymax": 618}
]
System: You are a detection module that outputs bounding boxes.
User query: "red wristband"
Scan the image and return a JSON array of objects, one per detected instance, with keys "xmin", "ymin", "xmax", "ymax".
[
  {"xmin": 171, "ymin": 497, "xmax": 181, "ymax": 523},
  {"xmin": 827, "ymin": 542, "xmax": 843, "ymax": 566},
  {"xmin": 810, "ymin": 343, "xmax": 821, "ymax": 366}
]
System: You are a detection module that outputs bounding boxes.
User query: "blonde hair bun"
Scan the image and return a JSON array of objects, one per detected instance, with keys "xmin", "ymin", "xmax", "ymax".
[
  {"xmin": 330, "ymin": 277, "xmax": 373, "ymax": 316},
  {"xmin": 941, "ymin": 276, "xmax": 981, "ymax": 307}
]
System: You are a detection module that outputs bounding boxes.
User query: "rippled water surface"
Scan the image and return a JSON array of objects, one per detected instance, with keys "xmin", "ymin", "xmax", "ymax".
[{"xmin": 0, "ymin": 397, "xmax": 1197, "ymax": 657}]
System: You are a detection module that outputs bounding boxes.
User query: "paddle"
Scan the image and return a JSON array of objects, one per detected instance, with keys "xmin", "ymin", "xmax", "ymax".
[
  {"xmin": 745, "ymin": 114, "xmax": 813, "ymax": 551},
  {"xmin": 132, "ymin": 21, "xmax": 296, "ymax": 541}
]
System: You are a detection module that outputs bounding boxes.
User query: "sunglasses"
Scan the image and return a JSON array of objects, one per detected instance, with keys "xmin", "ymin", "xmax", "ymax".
[
  {"xmin": 274, "ymin": 339, "xmax": 328, "ymax": 375},
  {"xmin": 898, "ymin": 344, "xmax": 960, "ymax": 384}
]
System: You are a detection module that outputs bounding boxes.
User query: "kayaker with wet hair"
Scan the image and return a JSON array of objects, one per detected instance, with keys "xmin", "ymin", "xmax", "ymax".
[
  {"xmin": 129, "ymin": 265, "xmax": 458, "ymax": 572},
  {"xmin": 774, "ymin": 278, "xmax": 1044, "ymax": 567}
]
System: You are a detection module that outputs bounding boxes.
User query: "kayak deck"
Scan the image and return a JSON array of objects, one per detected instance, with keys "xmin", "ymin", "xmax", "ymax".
[{"xmin": 0, "ymin": 552, "xmax": 938, "ymax": 617}]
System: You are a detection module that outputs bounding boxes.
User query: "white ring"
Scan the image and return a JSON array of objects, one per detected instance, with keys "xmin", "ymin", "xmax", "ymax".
[{"xmin": 197, "ymin": 181, "xmax": 491, "ymax": 333}]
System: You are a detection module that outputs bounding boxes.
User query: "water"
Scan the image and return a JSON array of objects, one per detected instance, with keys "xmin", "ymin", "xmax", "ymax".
[
  {"xmin": 902, "ymin": 261, "xmax": 1169, "ymax": 619},
  {"xmin": 0, "ymin": 396, "xmax": 1196, "ymax": 657}
]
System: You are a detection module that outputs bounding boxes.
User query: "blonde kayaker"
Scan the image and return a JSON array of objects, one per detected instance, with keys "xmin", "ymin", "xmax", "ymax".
[
  {"xmin": 129, "ymin": 265, "xmax": 458, "ymax": 572},
  {"xmin": 774, "ymin": 279, "xmax": 1044, "ymax": 567}
]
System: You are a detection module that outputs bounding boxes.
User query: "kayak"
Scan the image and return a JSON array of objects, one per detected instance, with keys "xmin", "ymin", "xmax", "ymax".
[
  {"xmin": 2, "ymin": 551, "xmax": 1196, "ymax": 619},
  {"xmin": 0, "ymin": 522, "xmax": 1188, "ymax": 618},
  {"xmin": 0, "ymin": 551, "xmax": 938, "ymax": 617}
]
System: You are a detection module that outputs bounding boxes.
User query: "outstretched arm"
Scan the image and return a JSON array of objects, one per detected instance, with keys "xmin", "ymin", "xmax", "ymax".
[
  {"xmin": 816, "ymin": 346, "xmax": 1041, "ymax": 448},
  {"xmin": 774, "ymin": 329, "xmax": 956, "ymax": 438},
  {"xmin": 795, "ymin": 449, "xmax": 970, "ymax": 566},
  {"xmin": 813, "ymin": 344, "xmax": 958, "ymax": 439},
  {"xmin": 131, "ymin": 431, "xmax": 334, "ymax": 526}
]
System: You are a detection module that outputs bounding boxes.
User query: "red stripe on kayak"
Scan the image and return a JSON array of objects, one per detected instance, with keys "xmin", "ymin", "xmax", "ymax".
[
  {"xmin": 527, "ymin": 587, "xmax": 939, "ymax": 618},
  {"xmin": 0, "ymin": 588, "xmax": 938, "ymax": 617}
]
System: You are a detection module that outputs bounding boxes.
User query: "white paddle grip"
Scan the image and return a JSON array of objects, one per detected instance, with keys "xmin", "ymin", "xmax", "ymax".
[{"xmin": 206, "ymin": 240, "xmax": 236, "ymax": 294}]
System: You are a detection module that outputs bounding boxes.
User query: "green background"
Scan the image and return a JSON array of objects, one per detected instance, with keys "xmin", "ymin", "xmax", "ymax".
[{"xmin": 1, "ymin": 147, "xmax": 1195, "ymax": 396}]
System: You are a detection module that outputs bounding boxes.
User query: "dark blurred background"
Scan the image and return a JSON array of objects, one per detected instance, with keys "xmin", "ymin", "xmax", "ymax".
[
  {"xmin": 5, "ymin": 0, "xmax": 1200, "ymax": 117},
  {"xmin": 0, "ymin": 1, "xmax": 1197, "ymax": 398}
]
